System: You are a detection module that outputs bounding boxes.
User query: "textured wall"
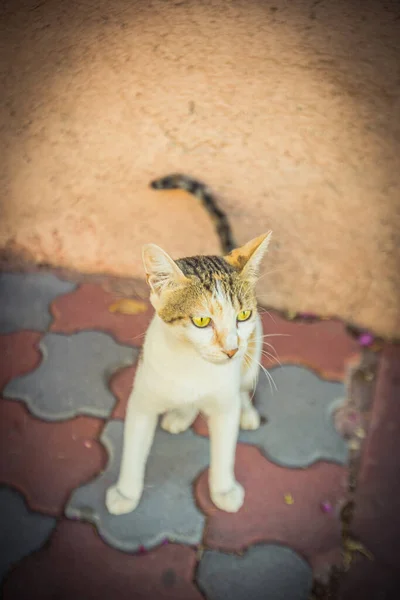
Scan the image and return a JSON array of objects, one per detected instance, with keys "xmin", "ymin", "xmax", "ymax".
[{"xmin": 1, "ymin": 0, "xmax": 399, "ymax": 337}]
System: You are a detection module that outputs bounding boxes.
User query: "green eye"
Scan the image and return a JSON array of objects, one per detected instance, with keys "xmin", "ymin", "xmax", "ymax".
[
  {"xmin": 237, "ymin": 310, "xmax": 252, "ymax": 322},
  {"xmin": 192, "ymin": 316, "xmax": 211, "ymax": 328}
]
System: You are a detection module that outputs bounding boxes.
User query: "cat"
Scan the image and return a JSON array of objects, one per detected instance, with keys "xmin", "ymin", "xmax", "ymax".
[{"xmin": 106, "ymin": 174, "xmax": 272, "ymax": 515}]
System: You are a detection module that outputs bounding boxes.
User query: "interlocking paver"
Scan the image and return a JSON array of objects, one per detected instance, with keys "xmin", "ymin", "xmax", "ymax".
[
  {"xmin": 0, "ymin": 273, "xmax": 76, "ymax": 334},
  {"xmin": 0, "ymin": 399, "xmax": 105, "ymax": 515},
  {"xmin": 1, "ymin": 520, "xmax": 203, "ymax": 600},
  {"xmin": 197, "ymin": 543, "xmax": 312, "ymax": 600},
  {"xmin": 0, "ymin": 487, "xmax": 55, "ymax": 585},
  {"xmin": 109, "ymin": 364, "xmax": 137, "ymax": 419},
  {"xmin": 0, "ymin": 332, "xmax": 42, "ymax": 391},
  {"xmin": 260, "ymin": 311, "xmax": 359, "ymax": 380},
  {"xmin": 0, "ymin": 269, "xmax": 364, "ymax": 596},
  {"xmin": 194, "ymin": 365, "xmax": 348, "ymax": 467},
  {"xmin": 195, "ymin": 444, "xmax": 348, "ymax": 569},
  {"xmin": 3, "ymin": 332, "xmax": 137, "ymax": 421},
  {"xmin": 66, "ymin": 420, "xmax": 210, "ymax": 552},
  {"xmin": 51, "ymin": 283, "xmax": 153, "ymax": 346}
]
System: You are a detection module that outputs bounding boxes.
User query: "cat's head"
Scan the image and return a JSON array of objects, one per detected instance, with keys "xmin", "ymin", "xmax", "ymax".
[{"xmin": 142, "ymin": 232, "xmax": 271, "ymax": 364}]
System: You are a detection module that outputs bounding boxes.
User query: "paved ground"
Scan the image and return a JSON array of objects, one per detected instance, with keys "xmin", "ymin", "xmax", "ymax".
[{"xmin": 0, "ymin": 270, "xmax": 398, "ymax": 599}]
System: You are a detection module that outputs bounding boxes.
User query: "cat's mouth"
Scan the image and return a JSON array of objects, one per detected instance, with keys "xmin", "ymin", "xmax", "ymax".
[{"xmin": 203, "ymin": 349, "xmax": 242, "ymax": 365}]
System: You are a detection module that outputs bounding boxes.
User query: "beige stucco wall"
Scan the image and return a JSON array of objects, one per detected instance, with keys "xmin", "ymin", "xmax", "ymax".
[{"xmin": 1, "ymin": 0, "xmax": 399, "ymax": 337}]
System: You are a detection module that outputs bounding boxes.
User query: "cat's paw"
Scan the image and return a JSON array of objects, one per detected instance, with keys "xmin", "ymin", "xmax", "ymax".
[
  {"xmin": 161, "ymin": 410, "xmax": 197, "ymax": 434},
  {"xmin": 240, "ymin": 405, "xmax": 261, "ymax": 430},
  {"xmin": 210, "ymin": 481, "xmax": 245, "ymax": 513},
  {"xmin": 106, "ymin": 485, "xmax": 141, "ymax": 515}
]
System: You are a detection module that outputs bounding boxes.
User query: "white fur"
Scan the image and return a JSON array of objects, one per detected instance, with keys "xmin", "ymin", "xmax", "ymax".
[
  {"xmin": 107, "ymin": 233, "xmax": 270, "ymax": 516},
  {"xmin": 106, "ymin": 311, "xmax": 263, "ymax": 515}
]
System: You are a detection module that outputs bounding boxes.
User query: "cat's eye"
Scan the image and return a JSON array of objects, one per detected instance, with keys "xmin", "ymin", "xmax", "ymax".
[
  {"xmin": 237, "ymin": 310, "xmax": 252, "ymax": 322},
  {"xmin": 191, "ymin": 316, "xmax": 211, "ymax": 328}
]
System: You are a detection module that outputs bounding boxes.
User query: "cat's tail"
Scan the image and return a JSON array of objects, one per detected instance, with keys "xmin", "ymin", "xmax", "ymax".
[{"xmin": 149, "ymin": 173, "xmax": 236, "ymax": 254}]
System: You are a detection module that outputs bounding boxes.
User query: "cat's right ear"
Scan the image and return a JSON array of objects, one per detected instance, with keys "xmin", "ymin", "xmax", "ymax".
[{"xmin": 142, "ymin": 244, "xmax": 188, "ymax": 295}]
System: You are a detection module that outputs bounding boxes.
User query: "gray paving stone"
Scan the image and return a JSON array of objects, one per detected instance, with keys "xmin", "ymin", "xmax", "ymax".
[
  {"xmin": 239, "ymin": 365, "xmax": 348, "ymax": 467},
  {"xmin": 0, "ymin": 486, "xmax": 55, "ymax": 585},
  {"xmin": 0, "ymin": 272, "xmax": 75, "ymax": 334},
  {"xmin": 3, "ymin": 332, "xmax": 137, "ymax": 421},
  {"xmin": 66, "ymin": 420, "xmax": 210, "ymax": 552},
  {"xmin": 196, "ymin": 544, "xmax": 312, "ymax": 600}
]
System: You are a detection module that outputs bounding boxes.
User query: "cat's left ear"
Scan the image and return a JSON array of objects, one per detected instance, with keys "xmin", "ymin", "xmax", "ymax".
[
  {"xmin": 142, "ymin": 244, "xmax": 188, "ymax": 295},
  {"xmin": 224, "ymin": 231, "xmax": 272, "ymax": 281}
]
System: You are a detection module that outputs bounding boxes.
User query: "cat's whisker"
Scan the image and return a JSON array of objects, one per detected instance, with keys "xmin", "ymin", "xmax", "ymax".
[
  {"xmin": 243, "ymin": 352, "xmax": 252, "ymax": 369},
  {"xmin": 245, "ymin": 352, "xmax": 278, "ymax": 395},
  {"xmin": 260, "ymin": 347, "xmax": 279, "ymax": 362},
  {"xmin": 261, "ymin": 339, "xmax": 279, "ymax": 355},
  {"xmin": 250, "ymin": 370, "xmax": 259, "ymax": 401},
  {"xmin": 262, "ymin": 339, "xmax": 278, "ymax": 351},
  {"xmin": 257, "ymin": 308, "xmax": 277, "ymax": 324},
  {"xmin": 259, "ymin": 362, "xmax": 277, "ymax": 395},
  {"xmin": 261, "ymin": 340, "xmax": 280, "ymax": 360},
  {"xmin": 244, "ymin": 352, "xmax": 261, "ymax": 401},
  {"xmin": 260, "ymin": 349, "xmax": 282, "ymax": 368},
  {"xmin": 261, "ymin": 333, "xmax": 291, "ymax": 338},
  {"xmin": 129, "ymin": 331, "xmax": 146, "ymax": 341}
]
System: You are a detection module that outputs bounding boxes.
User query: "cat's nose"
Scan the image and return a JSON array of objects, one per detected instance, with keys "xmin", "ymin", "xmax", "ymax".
[{"xmin": 224, "ymin": 348, "xmax": 239, "ymax": 359}]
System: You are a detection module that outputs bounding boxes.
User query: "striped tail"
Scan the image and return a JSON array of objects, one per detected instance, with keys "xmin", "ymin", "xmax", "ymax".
[{"xmin": 150, "ymin": 173, "xmax": 236, "ymax": 254}]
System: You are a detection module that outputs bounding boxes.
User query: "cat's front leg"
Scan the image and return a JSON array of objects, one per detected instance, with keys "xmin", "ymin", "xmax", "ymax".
[
  {"xmin": 207, "ymin": 396, "xmax": 244, "ymax": 513},
  {"xmin": 240, "ymin": 391, "xmax": 260, "ymax": 430},
  {"xmin": 106, "ymin": 394, "xmax": 158, "ymax": 515}
]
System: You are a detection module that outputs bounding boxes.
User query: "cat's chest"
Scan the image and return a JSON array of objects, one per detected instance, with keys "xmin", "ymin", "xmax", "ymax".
[{"xmin": 142, "ymin": 352, "xmax": 240, "ymax": 406}]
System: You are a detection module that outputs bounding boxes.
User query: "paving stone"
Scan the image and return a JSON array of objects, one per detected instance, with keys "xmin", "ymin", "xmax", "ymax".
[
  {"xmin": 0, "ymin": 272, "xmax": 76, "ymax": 334},
  {"xmin": 0, "ymin": 399, "xmax": 105, "ymax": 516},
  {"xmin": 3, "ymin": 332, "xmax": 137, "ymax": 421},
  {"xmin": 194, "ymin": 365, "xmax": 348, "ymax": 467},
  {"xmin": 197, "ymin": 543, "xmax": 312, "ymax": 600},
  {"xmin": 349, "ymin": 344, "xmax": 400, "ymax": 572},
  {"xmin": 66, "ymin": 420, "xmax": 210, "ymax": 552},
  {"xmin": 51, "ymin": 283, "xmax": 153, "ymax": 346},
  {"xmin": 260, "ymin": 311, "xmax": 359, "ymax": 381},
  {"xmin": 195, "ymin": 444, "xmax": 348, "ymax": 569},
  {"xmin": 0, "ymin": 487, "xmax": 55, "ymax": 585},
  {"xmin": 2, "ymin": 520, "xmax": 203, "ymax": 600},
  {"xmin": 0, "ymin": 332, "xmax": 42, "ymax": 391},
  {"xmin": 109, "ymin": 364, "xmax": 137, "ymax": 419}
]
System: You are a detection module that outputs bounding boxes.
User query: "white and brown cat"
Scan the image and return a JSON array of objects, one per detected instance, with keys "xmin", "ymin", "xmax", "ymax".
[{"xmin": 106, "ymin": 174, "xmax": 271, "ymax": 515}]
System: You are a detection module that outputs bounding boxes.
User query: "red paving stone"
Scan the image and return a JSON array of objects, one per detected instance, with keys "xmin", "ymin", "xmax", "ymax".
[
  {"xmin": 50, "ymin": 283, "xmax": 153, "ymax": 346},
  {"xmin": 109, "ymin": 364, "xmax": 137, "ymax": 420},
  {"xmin": 260, "ymin": 311, "xmax": 359, "ymax": 381},
  {"xmin": 0, "ymin": 332, "xmax": 42, "ymax": 391},
  {"xmin": 195, "ymin": 444, "xmax": 348, "ymax": 571},
  {"xmin": 0, "ymin": 399, "xmax": 106, "ymax": 516},
  {"xmin": 2, "ymin": 520, "xmax": 203, "ymax": 600},
  {"xmin": 193, "ymin": 414, "xmax": 209, "ymax": 437},
  {"xmin": 347, "ymin": 344, "xmax": 400, "ymax": 572}
]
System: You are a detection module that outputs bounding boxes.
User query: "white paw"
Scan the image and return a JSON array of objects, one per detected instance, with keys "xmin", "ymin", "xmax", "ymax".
[
  {"xmin": 106, "ymin": 485, "xmax": 141, "ymax": 515},
  {"xmin": 161, "ymin": 410, "xmax": 196, "ymax": 434},
  {"xmin": 240, "ymin": 406, "xmax": 261, "ymax": 430},
  {"xmin": 211, "ymin": 481, "xmax": 245, "ymax": 513}
]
